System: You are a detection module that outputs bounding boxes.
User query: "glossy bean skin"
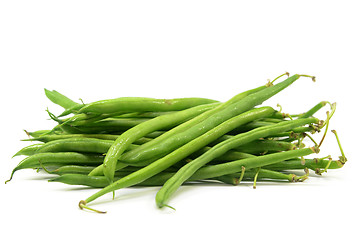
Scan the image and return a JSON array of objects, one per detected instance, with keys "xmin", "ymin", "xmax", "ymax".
[
  {"xmin": 78, "ymin": 97, "xmax": 219, "ymax": 114},
  {"xmin": 12, "ymin": 143, "xmax": 44, "ymax": 157},
  {"xmin": 102, "ymin": 103, "xmax": 220, "ymax": 183},
  {"xmin": 58, "ymin": 104, "xmax": 84, "ymax": 117},
  {"xmin": 71, "ymin": 118, "xmax": 150, "ymax": 134},
  {"xmin": 34, "ymin": 138, "xmax": 145, "ymax": 155},
  {"xmin": 52, "ymin": 165, "xmax": 96, "ymax": 175},
  {"xmin": 214, "ymin": 139, "xmax": 296, "ymax": 155},
  {"xmin": 36, "ymin": 138, "xmax": 114, "ymax": 154},
  {"xmin": 298, "ymin": 101, "xmax": 329, "ymax": 118},
  {"xmin": 155, "ymin": 117, "xmax": 319, "ymax": 208},
  {"xmin": 81, "ymin": 107, "xmax": 276, "ymax": 205},
  {"xmin": 6, "ymin": 152, "xmax": 105, "ymax": 183},
  {"xmin": 115, "ymin": 74, "xmax": 303, "ymax": 166},
  {"xmin": 23, "ymin": 134, "xmax": 121, "ymax": 142},
  {"xmin": 188, "ymin": 140, "xmax": 295, "ymax": 163},
  {"xmin": 44, "ymin": 89, "xmax": 84, "ymax": 117}
]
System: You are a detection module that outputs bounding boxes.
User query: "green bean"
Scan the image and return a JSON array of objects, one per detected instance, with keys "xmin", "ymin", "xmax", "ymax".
[
  {"xmin": 34, "ymin": 137, "xmax": 153, "ymax": 155},
  {"xmin": 57, "ymin": 113, "xmax": 103, "ymax": 125},
  {"xmin": 102, "ymin": 103, "xmax": 220, "ymax": 183},
  {"xmin": 79, "ymin": 107, "xmax": 277, "ymax": 207},
  {"xmin": 36, "ymin": 138, "xmax": 113, "ymax": 154},
  {"xmin": 12, "ymin": 143, "xmax": 44, "ymax": 157},
  {"xmin": 73, "ymin": 118, "xmax": 150, "ymax": 132},
  {"xmin": 264, "ymin": 157, "xmax": 345, "ymax": 172},
  {"xmin": 155, "ymin": 117, "xmax": 320, "ymax": 208},
  {"xmin": 187, "ymin": 140, "xmax": 295, "ymax": 163},
  {"xmin": 217, "ymin": 139, "xmax": 296, "ymax": 155},
  {"xmin": 43, "ymin": 88, "xmax": 85, "ymax": 117},
  {"xmin": 269, "ymin": 126, "xmax": 318, "ymax": 137},
  {"xmin": 231, "ymin": 121, "xmax": 274, "ymax": 133},
  {"xmin": 5, "ymin": 152, "xmax": 105, "ymax": 183},
  {"xmin": 50, "ymin": 174, "xmax": 118, "ymax": 188},
  {"xmin": 112, "ymin": 111, "xmax": 178, "ymax": 118},
  {"xmin": 114, "ymin": 74, "xmax": 309, "ymax": 167},
  {"xmin": 52, "ymin": 165, "xmax": 96, "ymax": 175},
  {"xmin": 24, "ymin": 130, "xmax": 52, "ymax": 138},
  {"xmin": 234, "ymin": 168, "xmax": 305, "ymax": 183},
  {"xmin": 298, "ymin": 101, "xmax": 330, "ymax": 118},
  {"xmin": 78, "ymin": 97, "xmax": 219, "ymax": 114},
  {"xmin": 22, "ymin": 133, "xmax": 121, "ymax": 142},
  {"xmin": 52, "ymin": 165, "xmax": 162, "ymax": 175},
  {"xmin": 57, "ymin": 124, "xmax": 85, "ymax": 134},
  {"xmin": 44, "ymin": 89, "xmax": 82, "ymax": 110},
  {"xmin": 58, "ymin": 104, "xmax": 84, "ymax": 117},
  {"xmin": 58, "ymin": 110, "xmax": 140, "ymax": 127}
]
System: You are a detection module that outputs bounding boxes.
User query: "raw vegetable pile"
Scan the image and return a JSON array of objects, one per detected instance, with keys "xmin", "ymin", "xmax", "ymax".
[{"xmin": 6, "ymin": 73, "xmax": 347, "ymax": 213}]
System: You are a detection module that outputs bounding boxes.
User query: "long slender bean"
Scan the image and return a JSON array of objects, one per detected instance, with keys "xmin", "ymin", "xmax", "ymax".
[
  {"xmin": 79, "ymin": 97, "xmax": 219, "ymax": 114},
  {"xmin": 5, "ymin": 152, "xmax": 104, "ymax": 183},
  {"xmin": 264, "ymin": 157, "xmax": 345, "ymax": 172}
]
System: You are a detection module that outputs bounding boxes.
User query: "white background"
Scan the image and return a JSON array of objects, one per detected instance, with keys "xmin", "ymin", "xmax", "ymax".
[{"xmin": 0, "ymin": 1, "xmax": 361, "ymax": 239}]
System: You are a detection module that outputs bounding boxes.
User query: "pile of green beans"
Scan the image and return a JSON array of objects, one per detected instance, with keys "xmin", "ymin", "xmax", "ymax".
[{"xmin": 7, "ymin": 73, "xmax": 347, "ymax": 213}]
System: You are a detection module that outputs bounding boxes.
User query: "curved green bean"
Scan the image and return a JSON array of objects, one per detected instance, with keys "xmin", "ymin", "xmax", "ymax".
[
  {"xmin": 12, "ymin": 143, "xmax": 44, "ymax": 157},
  {"xmin": 5, "ymin": 152, "xmax": 104, "ymax": 183},
  {"xmin": 78, "ymin": 97, "xmax": 219, "ymax": 114},
  {"xmin": 155, "ymin": 117, "xmax": 320, "ymax": 208}
]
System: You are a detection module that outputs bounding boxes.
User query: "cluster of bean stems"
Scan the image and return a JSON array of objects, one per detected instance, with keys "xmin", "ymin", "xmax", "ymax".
[{"xmin": 7, "ymin": 73, "xmax": 347, "ymax": 213}]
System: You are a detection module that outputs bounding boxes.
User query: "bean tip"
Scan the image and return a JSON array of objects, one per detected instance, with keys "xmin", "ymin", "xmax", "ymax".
[{"xmin": 79, "ymin": 200, "xmax": 106, "ymax": 214}]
